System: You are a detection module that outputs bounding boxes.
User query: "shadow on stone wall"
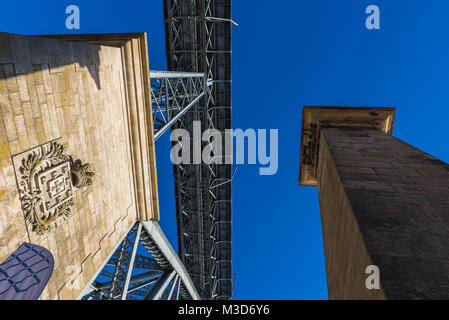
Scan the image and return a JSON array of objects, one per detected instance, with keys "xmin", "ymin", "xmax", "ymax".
[{"xmin": 0, "ymin": 32, "xmax": 102, "ymax": 90}]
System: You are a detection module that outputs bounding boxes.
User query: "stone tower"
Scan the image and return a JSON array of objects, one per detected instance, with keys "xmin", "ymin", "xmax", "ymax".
[{"xmin": 299, "ymin": 106, "xmax": 449, "ymax": 299}]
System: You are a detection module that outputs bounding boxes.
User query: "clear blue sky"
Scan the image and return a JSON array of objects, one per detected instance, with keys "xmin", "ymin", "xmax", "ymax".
[{"xmin": 2, "ymin": 0, "xmax": 449, "ymax": 300}]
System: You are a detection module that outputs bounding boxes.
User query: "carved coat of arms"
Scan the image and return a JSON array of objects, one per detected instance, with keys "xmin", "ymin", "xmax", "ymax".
[{"xmin": 12, "ymin": 140, "xmax": 74, "ymax": 235}]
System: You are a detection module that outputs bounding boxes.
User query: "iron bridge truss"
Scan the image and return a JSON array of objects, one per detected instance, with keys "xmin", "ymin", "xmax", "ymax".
[
  {"xmin": 151, "ymin": 71, "xmax": 212, "ymax": 141},
  {"xmin": 164, "ymin": 0, "xmax": 233, "ymax": 300},
  {"xmin": 78, "ymin": 221, "xmax": 200, "ymax": 300}
]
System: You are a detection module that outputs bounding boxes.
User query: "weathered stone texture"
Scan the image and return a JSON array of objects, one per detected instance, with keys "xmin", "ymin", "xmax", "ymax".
[
  {"xmin": 0, "ymin": 33, "xmax": 140, "ymax": 299},
  {"xmin": 318, "ymin": 130, "xmax": 386, "ymax": 300},
  {"xmin": 319, "ymin": 127, "xmax": 449, "ymax": 299}
]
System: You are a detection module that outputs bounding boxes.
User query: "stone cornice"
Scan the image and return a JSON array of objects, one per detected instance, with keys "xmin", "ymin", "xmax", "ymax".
[{"xmin": 299, "ymin": 106, "xmax": 396, "ymax": 186}]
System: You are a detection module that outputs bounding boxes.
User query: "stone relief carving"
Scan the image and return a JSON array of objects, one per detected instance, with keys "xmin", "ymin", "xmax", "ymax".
[
  {"xmin": 13, "ymin": 140, "xmax": 74, "ymax": 235},
  {"xmin": 70, "ymin": 159, "xmax": 94, "ymax": 188}
]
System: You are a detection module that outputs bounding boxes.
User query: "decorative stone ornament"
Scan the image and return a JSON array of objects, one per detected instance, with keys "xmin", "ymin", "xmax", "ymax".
[
  {"xmin": 299, "ymin": 106, "xmax": 396, "ymax": 186},
  {"xmin": 70, "ymin": 159, "xmax": 94, "ymax": 188},
  {"xmin": 12, "ymin": 140, "xmax": 74, "ymax": 235}
]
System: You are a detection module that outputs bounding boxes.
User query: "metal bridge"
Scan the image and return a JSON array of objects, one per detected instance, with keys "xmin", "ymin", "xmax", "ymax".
[
  {"xmin": 78, "ymin": 221, "xmax": 200, "ymax": 300},
  {"xmin": 164, "ymin": 0, "xmax": 234, "ymax": 300},
  {"xmin": 78, "ymin": 0, "xmax": 233, "ymax": 300}
]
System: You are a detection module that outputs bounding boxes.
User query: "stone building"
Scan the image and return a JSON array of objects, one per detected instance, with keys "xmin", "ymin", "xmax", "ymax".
[
  {"xmin": 299, "ymin": 106, "xmax": 449, "ymax": 299},
  {"xmin": 0, "ymin": 32, "xmax": 159, "ymax": 299}
]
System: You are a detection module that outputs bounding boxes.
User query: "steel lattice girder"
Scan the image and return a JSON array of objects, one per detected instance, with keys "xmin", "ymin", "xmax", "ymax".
[
  {"xmin": 150, "ymin": 71, "xmax": 212, "ymax": 141},
  {"xmin": 77, "ymin": 221, "xmax": 200, "ymax": 300},
  {"xmin": 164, "ymin": 0, "xmax": 233, "ymax": 300}
]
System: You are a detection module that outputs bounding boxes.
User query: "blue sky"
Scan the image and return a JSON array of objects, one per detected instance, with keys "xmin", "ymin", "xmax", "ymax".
[{"xmin": 2, "ymin": 0, "xmax": 449, "ymax": 300}]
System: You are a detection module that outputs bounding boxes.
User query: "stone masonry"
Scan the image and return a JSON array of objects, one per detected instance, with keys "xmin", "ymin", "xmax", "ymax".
[
  {"xmin": 300, "ymin": 106, "xmax": 449, "ymax": 299},
  {"xmin": 319, "ymin": 127, "xmax": 449, "ymax": 299},
  {"xmin": 0, "ymin": 33, "xmax": 154, "ymax": 299}
]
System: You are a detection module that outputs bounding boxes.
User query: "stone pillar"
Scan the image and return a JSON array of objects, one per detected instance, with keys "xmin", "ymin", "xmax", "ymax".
[{"xmin": 299, "ymin": 106, "xmax": 449, "ymax": 299}]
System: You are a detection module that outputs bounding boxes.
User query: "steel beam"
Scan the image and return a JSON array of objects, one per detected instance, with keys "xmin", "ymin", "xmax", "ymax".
[
  {"xmin": 121, "ymin": 223, "xmax": 142, "ymax": 300},
  {"xmin": 141, "ymin": 221, "xmax": 200, "ymax": 300},
  {"xmin": 154, "ymin": 90, "xmax": 206, "ymax": 140},
  {"xmin": 77, "ymin": 222, "xmax": 136, "ymax": 299},
  {"xmin": 164, "ymin": 0, "xmax": 234, "ymax": 300},
  {"xmin": 151, "ymin": 70, "xmax": 209, "ymax": 141},
  {"xmin": 78, "ymin": 221, "xmax": 200, "ymax": 300},
  {"xmin": 144, "ymin": 270, "xmax": 176, "ymax": 300}
]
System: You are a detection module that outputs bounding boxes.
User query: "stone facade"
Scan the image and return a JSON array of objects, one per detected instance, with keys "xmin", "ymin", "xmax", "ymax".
[
  {"xmin": 319, "ymin": 127, "xmax": 449, "ymax": 299},
  {"xmin": 299, "ymin": 106, "xmax": 449, "ymax": 299},
  {"xmin": 0, "ymin": 32, "xmax": 158, "ymax": 299},
  {"xmin": 12, "ymin": 139, "xmax": 74, "ymax": 236},
  {"xmin": 317, "ymin": 128, "xmax": 386, "ymax": 299}
]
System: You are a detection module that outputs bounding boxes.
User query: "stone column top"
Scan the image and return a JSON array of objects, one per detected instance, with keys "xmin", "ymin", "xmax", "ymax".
[{"xmin": 299, "ymin": 106, "xmax": 396, "ymax": 186}]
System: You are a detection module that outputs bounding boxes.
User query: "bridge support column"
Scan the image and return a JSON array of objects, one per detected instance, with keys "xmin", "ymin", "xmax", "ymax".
[{"xmin": 299, "ymin": 106, "xmax": 449, "ymax": 299}]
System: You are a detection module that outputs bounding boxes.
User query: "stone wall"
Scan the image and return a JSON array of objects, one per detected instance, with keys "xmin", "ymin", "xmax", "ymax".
[
  {"xmin": 0, "ymin": 33, "xmax": 145, "ymax": 299},
  {"xmin": 319, "ymin": 127, "xmax": 449, "ymax": 299},
  {"xmin": 317, "ymin": 129, "xmax": 386, "ymax": 299}
]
